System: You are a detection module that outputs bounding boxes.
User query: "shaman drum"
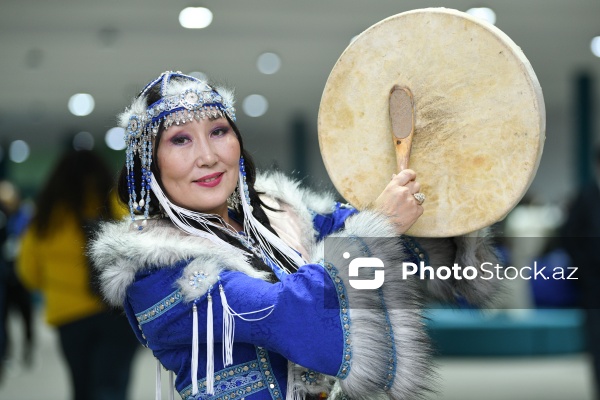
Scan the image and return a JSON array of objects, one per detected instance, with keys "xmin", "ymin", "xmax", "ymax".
[{"xmin": 318, "ymin": 8, "xmax": 545, "ymax": 237}]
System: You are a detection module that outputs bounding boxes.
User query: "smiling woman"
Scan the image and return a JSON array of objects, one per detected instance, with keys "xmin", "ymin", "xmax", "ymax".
[
  {"xmin": 89, "ymin": 71, "xmax": 500, "ymax": 400},
  {"xmin": 156, "ymin": 117, "xmax": 241, "ymax": 217}
]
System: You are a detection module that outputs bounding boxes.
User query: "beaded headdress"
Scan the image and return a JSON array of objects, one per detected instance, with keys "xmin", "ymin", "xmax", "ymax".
[
  {"xmin": 119, "ymin": 71, "xmax": 236, "ymax": 221},
  {"xmin": 118, "ymin": 70, "xmax": 304, "ymax": 269}
]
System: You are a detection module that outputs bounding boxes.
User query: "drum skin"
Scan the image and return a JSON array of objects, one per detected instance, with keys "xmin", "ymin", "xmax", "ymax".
[{"xmin": 318, "ymin": 7, "xmax": 545, "ymax": 237}]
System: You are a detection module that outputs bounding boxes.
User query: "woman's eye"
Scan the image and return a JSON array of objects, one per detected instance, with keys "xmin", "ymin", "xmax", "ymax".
[
  {"xmin": 211, "ymin": 127, "xmax": 229, "ymax": 137},
  {"xmin": 170, "ymin": 135, "xmax": 190, "ymax": 145}
]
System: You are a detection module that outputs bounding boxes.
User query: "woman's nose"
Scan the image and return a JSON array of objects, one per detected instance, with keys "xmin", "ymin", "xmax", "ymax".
[{"xmin": 195, "ymin": 140, "xmax": 218, "ymax": 167}]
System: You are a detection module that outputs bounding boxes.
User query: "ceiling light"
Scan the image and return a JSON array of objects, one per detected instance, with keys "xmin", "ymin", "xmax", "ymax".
[
  {"xmin": 466, "ymin": 7, "xmax": 497, "ymax": 25},
  {"xmin": 68, "ymin": 93, "xmax": 95, "ymax": 116},
  {"xmin": 73, "ymin": 131, "xmax": 95, "ymax": 151},
  {"xmin": 179, "ymin": 7, "xmax": 213, "ymax": 29},
  {"xmin": 242, "ymin": 94, "xmax": 268, "ymax": 117},
  {"xmin": 257, "ymin": 52, "xmax": 281, "ymax": 75},
  {"xmin": 591, "ymin": 36, "xmax": 600, "ymax": 58},
  {"xmin": 9, "ymin": 140, "xmax": 30, "ymax": 163},
  {"xmin": 105, "ymin": 127, "xmax": 126, "ymax": 150}
]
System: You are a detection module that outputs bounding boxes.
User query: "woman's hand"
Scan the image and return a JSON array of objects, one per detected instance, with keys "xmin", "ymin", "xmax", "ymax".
[{"xmin": 372, "ymin": 169, "xmax": 424, "ymax": 235}]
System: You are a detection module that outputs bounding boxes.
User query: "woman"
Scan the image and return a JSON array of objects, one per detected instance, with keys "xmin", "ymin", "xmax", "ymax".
[
  {"xmin": 90, "ymin": 71, "xmax": 499, "ymax": 400},
  {"xmin": 17, "ymin": 149, "xmax": 140, "ymax": 400}
]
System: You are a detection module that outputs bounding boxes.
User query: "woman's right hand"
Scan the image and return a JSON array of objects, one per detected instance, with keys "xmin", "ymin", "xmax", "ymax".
[{"xmin": 371, "ymin": 169, "xmax": 424, "ymax": 235}]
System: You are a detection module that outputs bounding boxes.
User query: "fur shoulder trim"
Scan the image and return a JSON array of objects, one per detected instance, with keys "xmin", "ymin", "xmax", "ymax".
[
  {"xmin": 256, "ymin": 171, "xmax": 341, "ymax": 258},
  {"xmin": 88, "ymin": 218, "xmax": 270, "ymax": 307},
  {"xmin": 256, "ymin": 171, "xmax": 338, "ymax": 216}
]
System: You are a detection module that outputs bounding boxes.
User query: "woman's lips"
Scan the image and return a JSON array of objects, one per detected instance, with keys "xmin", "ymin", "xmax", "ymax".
[{"xmin": 194, "ymin": 172, "xmax": 224, "ymax": 188}]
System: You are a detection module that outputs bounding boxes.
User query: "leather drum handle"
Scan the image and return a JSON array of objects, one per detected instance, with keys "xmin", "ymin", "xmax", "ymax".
[{"xmin": 389, "ymin": 86, "xmax": 415, "ymax": 172}]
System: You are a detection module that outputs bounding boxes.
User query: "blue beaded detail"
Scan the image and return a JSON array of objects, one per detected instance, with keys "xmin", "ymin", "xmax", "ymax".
[
  {"xmin": 403, "ymin": 236, "xmax": 429, "ymax": 266},
  {"xmin": 378, "ymin": 288, "xmax": 397, "ymax": 391},
  {"xmin": 239, "ymin": 157, "xmax": 251, "ymax": 205},
  {"xmin": 256, "ymin": 347, "xmax": 283, "ymax": 400},
  {"xmin": 189, "ymin": 271, "xmax": 209, "ymax": 289},
  {"xmin": 181, "ymin": 358, "xmax": 266, "ymax": 400},
  {"xmin": 123, "ymin": 71, "xmax": 236, "ymax": 226},
  {"xmin": 135, "ymin": 290, "xmax": 182, "ymax": 325},
  {"xmin": 322, "ymin": 261, "xmax": 352, "ymax": 379},
  {"xmin": 300, "ymin": 370, "xmax": 324, "ymax": 386}
]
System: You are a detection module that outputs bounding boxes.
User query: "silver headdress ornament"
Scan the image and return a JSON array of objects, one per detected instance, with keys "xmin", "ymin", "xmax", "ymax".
[{"xmin": 119, "ymin": 71, "xmax": 236, "ymax": 222}]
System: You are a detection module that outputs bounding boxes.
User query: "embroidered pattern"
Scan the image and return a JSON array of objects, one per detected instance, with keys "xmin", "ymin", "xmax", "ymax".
[
  {"xmin": 322, "ymin": 261, "xmax": 352, "ymax": 379},
  {"xmin": 256, "ymin": 347, "xmax": 283, "ymax": 400},
  {"xmin": 181, "ymin": 359, "xmax": 267, "ymax": 400},
  {"xmin": 135, "ymin": 290, "xmax": 183, "ymax": 325},
  {"xmin": 300, "ymin": 370, "xmax": 322, "ymax": 385},
  {"xmin": 180, "ymin": 347, "xmax": 282, "ymax": 400}
]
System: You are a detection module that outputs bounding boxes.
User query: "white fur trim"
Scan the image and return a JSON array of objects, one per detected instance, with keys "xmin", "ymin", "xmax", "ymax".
[
  {"xmin": 417, "ymin": 227, "xmax": 504, "ymax": 307},
  {"xmin": 256, "ymin": 171, "xmax": 340, "ymax": 259},
  {"xmin": 287, "ymin": 362, "xmax": 336, "ymax": 398},
  {"xmin": 118, "ymin": 95, "xmax": 148, "ymax": 128},
  {"xmin": 311, "ymin": 211, "xmax": 434, "ymax": 400},
  {"xmin": 88, "ymin": 218, "xmax": 270, "ymax": 307},
  {"xmin": 256, "ymin": 171, "xmax": 337, "ymax": 216},
  {"xmin": 215, "ymin": 85, "xmax": 235, "ymax": 109}
]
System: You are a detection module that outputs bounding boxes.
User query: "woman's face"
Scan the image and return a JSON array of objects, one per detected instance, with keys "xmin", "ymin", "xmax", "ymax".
[{"xmin": 157, "ymin": 116, "xmax": 241, "ymax": 218}]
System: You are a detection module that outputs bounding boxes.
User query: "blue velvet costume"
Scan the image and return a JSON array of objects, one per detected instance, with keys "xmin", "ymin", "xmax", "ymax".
[
  {"xmin": 125, "ymin": 204, "xmax": 359, "ymax": 399},
  {"xmin": 90, "ymin": 172, "xmax": 498, "ymax": 400}
]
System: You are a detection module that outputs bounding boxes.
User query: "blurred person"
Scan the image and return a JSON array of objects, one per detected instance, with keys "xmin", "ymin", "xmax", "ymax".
[
  {"xmin": 562, "ymin": 145, "xmax": 600, "ymax": 400},
  {"xmin": 0, "ymin": 180, "xmax": 35, "ymax": 376},
  {"xmin": 16, "ymin": 149, "xmax": 140, "ymax": 400},
  {"xmin": 0, "ymin": 185, "xmax": 8, "ymax": 382}
]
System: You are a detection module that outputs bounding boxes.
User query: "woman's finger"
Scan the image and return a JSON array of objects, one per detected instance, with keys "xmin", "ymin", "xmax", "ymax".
[
  {"xmin": 392, "ymin": 169, "xmax": 416, "ymax": 186},
  {"xmin": 405, "ymin": 180, "xmax": 421, "ymax": 194}
]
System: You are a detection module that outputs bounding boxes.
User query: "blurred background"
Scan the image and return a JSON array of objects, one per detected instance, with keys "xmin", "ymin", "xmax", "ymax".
[{"xmin": 1, "ymin": 0, "xmax": 599, "ymax": 399}]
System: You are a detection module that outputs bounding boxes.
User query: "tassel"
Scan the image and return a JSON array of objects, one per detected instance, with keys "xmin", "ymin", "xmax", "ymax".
[
  {"xmin": 169, "ymin": 371, "xmax": 175, "ymax": 400},
  {"xmin": 219, "ymin": 281, "xmax": 275, "ymax": 367},
  {"xmin": 206, "ymin": 293, "xmax": 215, "ymax": 395},
  {"xmin": 285, "ymin": 362, "xmax": 306, "ymax": 400},
  {"xmin": 286, "ymin": 363, "xmax": 297, "ymax": 400},
  {"xmin": 156, "ymin": 358, "xmax": 162, "ymax": 400},
  {"xmin": 219, "ymin": 284, "xmax": 235, "ymax": 367},
  {"xmin": 191, "ymin": 303, "xmax": 199, "ymax": 395}
]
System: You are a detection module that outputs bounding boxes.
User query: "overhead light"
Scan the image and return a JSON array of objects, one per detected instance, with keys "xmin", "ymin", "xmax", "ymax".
[
  {"xmin": 466, "ymin": 7, "xmax": 497, "ymax": 25},
  {"xmin": 242, "ymin": 94, "xmax": 268, "ymax": 117},
  {"xmin": 9, "ymin": 140, "xmax": 30, "ymax": 163},
  {"xmin": 105, "ymin": 127, "xmax": 126, "ymax": 150},
  {"xmin": 73, "ymin": 131, "xmax": 95, "ymax": 151},
  {"xmin": 179, "ymin": 7, "xmax": 213, "ymax": 29},
  {"xmin": 68, "ymin": 93, "xmax": 95, "ymax": 116},
  {"xmin": 591, "ymin": 36, "xmax": 600, "ymax": 58},
  {"xmin": 257, "ymin": 52, "xmax": 281, "ymax": 75}
]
